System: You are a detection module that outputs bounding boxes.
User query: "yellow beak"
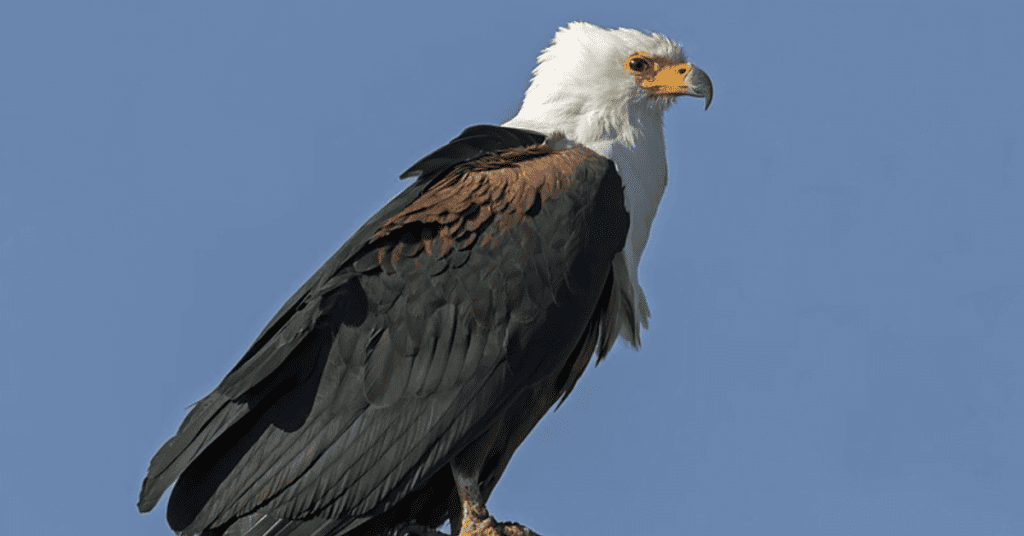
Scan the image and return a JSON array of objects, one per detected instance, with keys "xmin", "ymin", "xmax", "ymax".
[{"xmin": 642, "ymin": 62, "xmax": 713, "ymax": 110}]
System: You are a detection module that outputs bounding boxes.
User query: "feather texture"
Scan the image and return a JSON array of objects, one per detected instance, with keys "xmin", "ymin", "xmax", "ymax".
[{"xmin": 139, "ymin": 126, "xmax": 631, "ymax": 535}]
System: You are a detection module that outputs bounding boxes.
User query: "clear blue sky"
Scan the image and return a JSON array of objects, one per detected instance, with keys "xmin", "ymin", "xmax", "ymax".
[{"xmin": 2, "ymin": 3, "xmax": 1022, "ymax": 535}]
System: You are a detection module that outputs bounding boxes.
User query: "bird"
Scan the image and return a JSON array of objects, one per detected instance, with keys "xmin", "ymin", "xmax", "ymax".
[{"xmin": 138, "ymin": 21, "xmax": 712, "ymax": 536}]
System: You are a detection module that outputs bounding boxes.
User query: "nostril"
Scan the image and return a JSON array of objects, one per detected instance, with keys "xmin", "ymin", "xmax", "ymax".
[{"xmin": 678, "ymin": 67, "xmax": 688, "ymax": 74}]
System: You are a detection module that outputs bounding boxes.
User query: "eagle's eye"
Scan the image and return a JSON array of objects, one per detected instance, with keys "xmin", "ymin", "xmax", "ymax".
[{"xmin": 628, "ymin": 57, "xmax": 649, "ymax": 72}]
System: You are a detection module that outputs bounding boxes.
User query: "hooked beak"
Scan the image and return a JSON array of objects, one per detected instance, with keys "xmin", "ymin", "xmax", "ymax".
[
  {"xmin": 684, "ymin": 65, "xmax": 713, "ymax": 110},
  {"xmin": 643, "ymin": 61, "xmax": 714, "ymax": 110}
]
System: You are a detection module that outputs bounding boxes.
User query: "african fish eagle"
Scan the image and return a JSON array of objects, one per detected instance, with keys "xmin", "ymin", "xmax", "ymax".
[{"xmin": 138, "ymin": 21, "xmax": 712, "ymax": 536}]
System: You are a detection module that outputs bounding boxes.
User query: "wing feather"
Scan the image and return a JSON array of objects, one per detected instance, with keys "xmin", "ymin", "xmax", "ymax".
[{"xmin": 139, "ymin": 126, "xmax": 629, "ymax": 536}]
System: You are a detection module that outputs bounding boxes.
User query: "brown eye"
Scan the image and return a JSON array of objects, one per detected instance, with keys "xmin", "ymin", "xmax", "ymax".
[{"xmin": 628, "ymin": 57, "xmax": 649, "ymax": 71}]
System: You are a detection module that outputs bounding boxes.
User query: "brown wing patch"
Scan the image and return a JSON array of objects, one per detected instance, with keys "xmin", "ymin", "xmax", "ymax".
[{"xmin": 371, "ymin": 141, "xmax": 598, "ymax": 265}]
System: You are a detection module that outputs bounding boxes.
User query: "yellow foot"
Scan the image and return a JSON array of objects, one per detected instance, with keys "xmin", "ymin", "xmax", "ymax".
[
  {"xmin": 491, "ymin": 521, "xmax": 541, "ymax": 536},
  {"xmin": 458, "ymin": 514, "xmax": 542, "ymax": 536}
]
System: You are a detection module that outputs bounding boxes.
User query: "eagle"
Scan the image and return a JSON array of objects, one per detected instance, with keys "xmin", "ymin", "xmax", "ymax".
[{"xmin": 138, "ymin": 21, "xmax": 712, "ymax": 536}]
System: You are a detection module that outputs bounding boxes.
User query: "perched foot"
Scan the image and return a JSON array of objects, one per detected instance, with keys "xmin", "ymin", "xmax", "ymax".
[
  {"xmin": 395, "ymin": 518, "xmax": 540, "ymax": 536},
  {"xmin": 461, "ymin": 517, "xmax": 542, "ymax": 536},
  {"xmin": 488, "ymin": 520, "xmax": 541, "ymax": 536},
  {"xmin": 456, "ymin": 506, "xmax": 542, "ymax": 536},
  {"xmin": 450, "ymin": 454, "xmax": 541, "ymax": 535}
]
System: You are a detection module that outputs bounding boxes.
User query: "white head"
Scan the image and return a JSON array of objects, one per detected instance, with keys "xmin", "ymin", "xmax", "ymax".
[
  {"xmin": 505, "ymin": 22, "xmax": 712, "ymax": 347},
  {"xmin": 505, "ymin": 22, "xmax": 711, "ymax": 148}
]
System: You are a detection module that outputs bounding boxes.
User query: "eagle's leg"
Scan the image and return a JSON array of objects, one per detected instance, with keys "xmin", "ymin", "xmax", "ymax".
[
  {"xmin": 450, "ymin": 461, "xmax": 494, "ymax": 536},
  {"xmin": 449, "ymin": 448, "xmax": 541, "ymax": 536}
]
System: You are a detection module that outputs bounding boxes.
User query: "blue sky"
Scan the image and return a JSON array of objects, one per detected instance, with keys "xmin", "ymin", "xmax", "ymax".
[{"xmin": 2, "ymin": 2, "xmax": 1022, "ymax": 535}]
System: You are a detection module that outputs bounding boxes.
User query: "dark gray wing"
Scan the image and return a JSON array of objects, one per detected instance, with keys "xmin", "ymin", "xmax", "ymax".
[{"xmin": 138, "ymin": 127, "xmax": 628, "ymax": 536}]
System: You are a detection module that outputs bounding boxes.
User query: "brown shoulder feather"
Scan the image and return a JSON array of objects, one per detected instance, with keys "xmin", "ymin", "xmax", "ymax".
[{"xmin": 372, "ymin": 142, "xmax": 600, "ymax": 264}]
